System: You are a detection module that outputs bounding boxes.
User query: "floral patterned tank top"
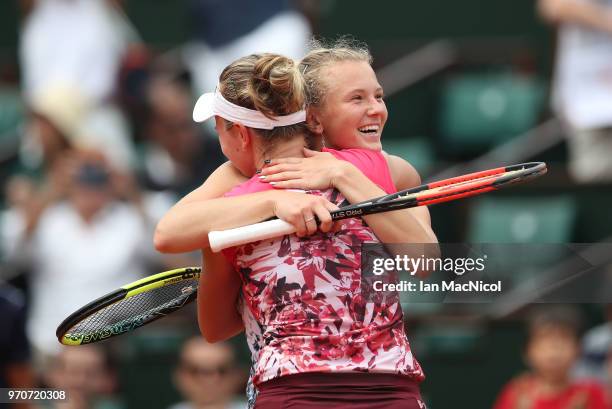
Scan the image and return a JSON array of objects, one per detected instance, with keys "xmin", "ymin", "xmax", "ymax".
[{"xmin": 224, "ymin": 148, "xmax": 425, "ymax": 386}]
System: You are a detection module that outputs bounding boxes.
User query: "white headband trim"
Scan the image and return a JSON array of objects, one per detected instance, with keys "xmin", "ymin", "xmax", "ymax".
[{"xmin": 193, "ymin": 88, "xmax": 306, "ymax": 130}]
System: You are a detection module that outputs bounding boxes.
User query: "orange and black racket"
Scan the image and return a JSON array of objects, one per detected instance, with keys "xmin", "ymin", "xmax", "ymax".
[
  {"xmin": 57, "ymin": 163, "xmax": 546, "ymax": 344},
  {"xmin": 209, "ymin": 162, "xmax": 547, "ymax": 251}
]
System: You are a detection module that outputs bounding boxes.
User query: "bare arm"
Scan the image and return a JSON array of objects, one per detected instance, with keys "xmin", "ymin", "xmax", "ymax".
[
  {"xmin": 332, "ymin": 153, "xmax": 437, "ymax": 244},
  {"xmin": 384, "ymin": 154, "xmax": 440, "ymax": 276},
  {"xmin": 259, "ymin": 149, "xmax": 438, "ymax": 244},
  {"xmin": 538, "ymin": 0, "xmax": 612, "ymax": 34},
  {"xmin": 154, "ymin": 162, "xmax": 247, "ymax": 252},
  {"xmin": 155, "ymin": 161, "xmax": 338, "ymax": 252},
  {"xmin": 197, "ymin": 248, "xmax": 244, "ymax": 342},
  {"xmin": 385, "ymin": 154, "xmax": 437, "ymax": 244}
]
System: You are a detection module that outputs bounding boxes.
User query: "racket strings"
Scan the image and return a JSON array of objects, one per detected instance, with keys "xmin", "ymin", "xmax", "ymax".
[{"xmin": 65, "ymin": 278, "xmax": 199, "ymax": 336}]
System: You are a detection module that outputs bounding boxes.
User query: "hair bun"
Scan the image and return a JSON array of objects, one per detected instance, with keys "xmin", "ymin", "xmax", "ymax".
[{"xmin": 248, "ymin": 54, "xmax": 304, "ymax": 119}]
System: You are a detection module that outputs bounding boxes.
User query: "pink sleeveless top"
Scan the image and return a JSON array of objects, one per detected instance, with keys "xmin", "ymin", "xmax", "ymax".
[
  {"xmin": 224, "ymin": 148, "xmax": 424, "ymax": 386},
  {"xmin": 224, "ymin": 148, "xmax": 395, "ymax": 197}
]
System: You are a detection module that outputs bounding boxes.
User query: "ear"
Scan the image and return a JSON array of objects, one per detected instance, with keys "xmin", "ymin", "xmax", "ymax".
[
  {"xmin": 306, "ymin": 107, "xmax": 324, "ymax": 135},
  {"xmin": 234, "ymin": 123, "xmax": 252, "ymax": 150}
]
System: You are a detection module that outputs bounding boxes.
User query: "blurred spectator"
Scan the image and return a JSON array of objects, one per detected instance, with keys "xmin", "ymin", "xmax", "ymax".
[
  {"xmin": 13, "ymin": 84, "xmax": 131, "ymax": 218},
  {"xmin": 538, "ymin": 0, "xmax": 612, "ymax": 183},
  {"xmin": 19, "ymin": 0, "xmax": 136, "ymax": 104},
  {"xmin": 18, "ymin": 0, "xmax": 139, "ymax": 171},
  {"xmin": 42, "ymin": 345, "xmax": 124, "ymax": 409},
  {"xmin": 20, "ymin": 85, "xmax": 83, "ymax": 178},
  {"xmin": 575, "ymin": 305, "xmax": 612, "ymax": 383},
  {"xmin": 1, "ymin": 85, "xmax": 81, "ymax": 281},
  {"xmin": 493, "ymin": 305, "xmax": 608, "ymax": 409},
  {"xmin": 169, "ymin": 336, "xmax": 245, "ymax": 409},
  {"xmin": 139, "ymin": 75, "xmax": 225, "ymax": 197},
  {"xmin": 183, "ymin": 0, "xmax": 311, "ymax": 96},
  {"xmin": 606, "ymin": 346, "xmax": 612, "ymax": 406},
  {"xmin": 0, "ymin": 283, "xmax": 36, "ymax": 409},
  {"xmin": 1, "ymin": 149, "xmax": 158, "ymax": 360}
]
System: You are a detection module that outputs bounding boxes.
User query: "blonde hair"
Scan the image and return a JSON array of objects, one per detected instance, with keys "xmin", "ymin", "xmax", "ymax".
[
  {"xmin": 218, "ymin": 53, "xmax": 312, "ymax": 145},
  {"xmin": 300, "ymin": 37, "xmax": 373, "ymax": 107}
]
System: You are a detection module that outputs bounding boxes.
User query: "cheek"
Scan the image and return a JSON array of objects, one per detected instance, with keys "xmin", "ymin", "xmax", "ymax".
[
  {"xmin": 557, "ymin": 344, "xmax": 578, "ymax": 363},
  {"xmin": 381, "ymin": 102, "xmax": 389, "ymax": 124},
  {"xmin": 323, "ymin": 126, "xmax": 351, "ymax": 149},
  {"xmin": 335, "ymin": 107, "xmax": 360, "ymax": 127},
  {"xmin": 219, "ymin": 141, "xmax": 230, "ymax": 160},
  {"xmin": 322, "ymin": 113, "xmax": 359, "ymax": 148},
  {"xmin": 218, "ymin": 134, "xmax": 235, "ymax": 159}
]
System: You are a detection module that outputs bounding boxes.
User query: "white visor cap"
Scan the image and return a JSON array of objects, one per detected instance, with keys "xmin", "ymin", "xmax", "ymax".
[{"xmin": 193, "ymin": 88, "xmax": 306, "ymax": 130}]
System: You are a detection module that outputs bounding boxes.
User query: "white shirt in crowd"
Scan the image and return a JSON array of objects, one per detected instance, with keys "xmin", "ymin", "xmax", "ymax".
[
  {"xmin": 551, "ymin": 0, "xmax": 612, "ymax": 129},
  {"xmin": 2, "ymin": 201, "xmax": 155, "ymax": 356}
]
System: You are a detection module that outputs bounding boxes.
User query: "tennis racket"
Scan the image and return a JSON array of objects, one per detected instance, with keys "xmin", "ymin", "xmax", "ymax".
[
  {"xmin": 56, "ymin": 267, "xmax": 201, "ymax": 346},
  {"xmin": 209, "ymin": 162, "xmax": 547, "ymax": 252}
]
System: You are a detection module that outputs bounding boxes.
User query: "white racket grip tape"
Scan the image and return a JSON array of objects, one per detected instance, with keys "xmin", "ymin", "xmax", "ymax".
[{"xmin": 209, "ymin": 219, "xmax": 296, "ymax": 252}]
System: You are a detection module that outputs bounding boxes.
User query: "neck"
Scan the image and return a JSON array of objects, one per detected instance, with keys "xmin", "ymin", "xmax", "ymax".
[
  {"xmin": 535, "ymin": 374, "xmax": 570, "ymax": 395},
  {"xmin": 254, "ymin": 135, "xmax": 308, "ymax": 170}
]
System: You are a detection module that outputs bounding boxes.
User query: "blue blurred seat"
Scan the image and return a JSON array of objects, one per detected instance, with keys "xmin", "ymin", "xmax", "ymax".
[
  {"xmin": 467, "ymin": 196, "xmax": 576, "ymax": 243},
  {"xmin": 383, "ymin": 136, "xmax": 436, "ymax": 178},
  {"xmin": 466, "ymin": 195, "xmax": 577, "ymax": 287},
  {"xmin": 438, "ymin": 72, "xmax": 546, "ymax": 155}
]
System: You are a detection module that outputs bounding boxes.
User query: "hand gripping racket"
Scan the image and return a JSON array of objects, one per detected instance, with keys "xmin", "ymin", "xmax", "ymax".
[
  {"xmin": 209, "ymin": 162, "xmax": 547, "ymax": 252},
  {"xmin": 56, "ymin": 267, "xmax": 201, "ymax": 345}
]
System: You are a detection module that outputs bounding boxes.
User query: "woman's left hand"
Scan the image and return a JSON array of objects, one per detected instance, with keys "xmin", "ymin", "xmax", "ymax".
[{"xmin": 259, "ymin": 148, "xmax": 349, "ymax": 190}]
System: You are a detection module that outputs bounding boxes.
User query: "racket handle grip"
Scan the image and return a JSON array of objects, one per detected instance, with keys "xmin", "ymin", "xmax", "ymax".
[{"xmin": 209, "ymin": 219, "xmax": 296, "ymax": 252}]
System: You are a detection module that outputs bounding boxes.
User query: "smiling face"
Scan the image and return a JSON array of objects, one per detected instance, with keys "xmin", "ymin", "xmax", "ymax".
[{"xmin": 310, "ymin": 60, "xmax": 387, "ymax": 151}]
